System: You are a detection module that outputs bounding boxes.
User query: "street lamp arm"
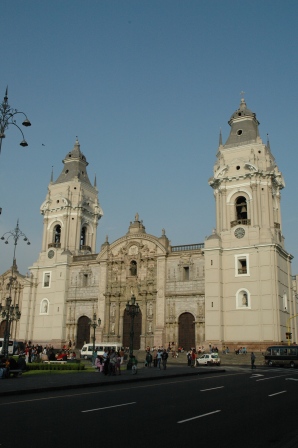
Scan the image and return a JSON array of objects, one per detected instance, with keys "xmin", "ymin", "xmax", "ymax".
[
  {"xmin": 0, "ymin": 87, "xmax": 31, "ymax": 154},
  {"xmin": 4, "ymin": 120, "xmax": 28, "ymax": 147}
]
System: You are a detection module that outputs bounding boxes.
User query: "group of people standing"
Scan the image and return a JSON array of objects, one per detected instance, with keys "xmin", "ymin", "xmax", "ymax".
[
  {"xmin": 145, "ymin": 348, "xmax": 169, "ymax": 369},
  {"xmin": 186, "ymin": 349, "xmax": 198, "ymax": 367},
  {"xmin": 95, "ymin": 348, "xmax": 124, "ymax": 375}
]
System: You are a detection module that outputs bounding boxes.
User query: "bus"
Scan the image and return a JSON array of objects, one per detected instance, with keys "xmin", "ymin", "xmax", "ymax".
[
  {"xmin": 0, "ymin": 338, "xmax": 14, "ymax": 356},
  {"xmin": 80, "ymin": 342, "xmax": 123, "ymax": 360},
  {"xmin": 264, "ymin": 345, "xmax": 298, "ymax": 368}
]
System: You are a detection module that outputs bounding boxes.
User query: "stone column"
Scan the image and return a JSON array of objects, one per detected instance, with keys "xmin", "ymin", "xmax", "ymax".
[{"xmin": 251, "ymin": 182, "xmax": 258, "ymax": 226}]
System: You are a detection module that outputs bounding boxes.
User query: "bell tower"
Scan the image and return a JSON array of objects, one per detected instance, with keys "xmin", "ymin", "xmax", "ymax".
[
  {"xmin": 19, "ymin": 140, "xmax": 103, "ymax": 346},
  {"xmin": 204, "ymin": 97, "xmax": 295, "ymax": 348},
  {"xmin": 40, "ymin": 139, "xmax": 103, "ymax": 256}
]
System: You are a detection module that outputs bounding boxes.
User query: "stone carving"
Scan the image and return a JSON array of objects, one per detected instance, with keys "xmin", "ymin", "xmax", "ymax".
[
  {"xmin": 147, "ymin": 302, "xmax": 153, "ymax": 317},
  {"xmin": 129, "ymin": 245, "xmax": 138, "ymax": 255},
  {"xmin": 198, "ymin": 302, "xmax": 205, "ymax": 318}
]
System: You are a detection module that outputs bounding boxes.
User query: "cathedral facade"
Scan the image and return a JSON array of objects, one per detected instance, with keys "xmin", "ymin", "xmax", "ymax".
[{"xmin": 2, "ymin": 98, "xmax": 297, "ymax": 350}]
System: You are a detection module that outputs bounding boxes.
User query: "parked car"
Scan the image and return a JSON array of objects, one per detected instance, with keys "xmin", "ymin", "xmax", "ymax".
[{"xmin": 196, "ymin": 353, "xmax": 221, "ymax": 366}]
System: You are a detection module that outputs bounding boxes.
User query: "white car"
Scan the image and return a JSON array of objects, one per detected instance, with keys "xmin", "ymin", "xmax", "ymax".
[{"xmin": 197, "ymin": 353, "xmax": 221, "ymax": 366}]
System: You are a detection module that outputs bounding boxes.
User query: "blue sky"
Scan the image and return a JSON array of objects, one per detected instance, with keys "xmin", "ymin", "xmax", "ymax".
[{"xmin": 0, "ymin": 0, "xmax": 298, "ymax": 275}]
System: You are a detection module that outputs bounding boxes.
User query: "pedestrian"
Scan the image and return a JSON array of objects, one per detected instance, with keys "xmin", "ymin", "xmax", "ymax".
[
  {"xmin": 251, "ymin": 352, "xmax": 256, "ymax": 369},
  {"xmin": 119, "ymin": 347, "xmax": 125, "ymax": 365},
  {"xmin": 191, "ymin": 349, "xmax": 197, "ymax": 367},
  {"xmin": 131, "ymin": 355, "xmax": 138, "ymax": 374},
  {"xmin": 146, "ymin": 351, "xmax": 153, "ymax": 368},
  {"xmin": 161, "ymin": 349, "xmax": 168, "ymax": 370},
  {"xmin": 115, "ymin": 352, "xmax": 121, "ymax": 375},
  {"xmin": 187, "ymin": 350, "xmax": 191, "ymax": 366},
  {"xmin": 95, "ymin": 355, "xmax": 104, "ymax": 372},
  {"xmin": 109, "ymin": 349, "xmax": 117, "ymax": 375},
  {"xmin": 153, "ymin": 349, "xmax": 158, "ymax": 367},
  {"xmin": 157, "ymin": 349, "xmax": 162, "ymax": 369},
  {"xmin": 103, "ymin": 349, "xmax": 110, "ymax": 375}
]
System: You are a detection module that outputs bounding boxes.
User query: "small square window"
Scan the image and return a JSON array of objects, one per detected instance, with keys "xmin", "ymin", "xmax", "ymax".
[
  {"xmin": 43, "ymin": 272, "xmax": 51, "ymax": 287},
  {"xmin": 82, "ymin": 274, "xmax": 88, "ymax": 287},
  {"xmin": 183, "ymin": 267, "xmax": 190, "ymax": 281},
  {"xmin": 238, "ymin": 258, "xmax": 247, "ymax": 274},
  {"xmin": 235, "ymin": 254, "xmax": 249, "ymax": 276}
]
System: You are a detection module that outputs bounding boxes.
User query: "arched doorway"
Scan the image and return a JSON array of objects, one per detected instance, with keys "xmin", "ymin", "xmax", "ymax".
[
  {"xmin": 76, "ymin": 316, "xmax": 91, "ymax": 349},
  {"xmin": 178, "ymin": 312, "xmax": 195, "ymax": 351},
  {"xmin": 123, "ymin": 309, "xmax": 142, "ymax": 350}
]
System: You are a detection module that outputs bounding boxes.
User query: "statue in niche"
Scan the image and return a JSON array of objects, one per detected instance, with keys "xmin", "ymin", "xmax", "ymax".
[
  {"xmin": 240, "ymin": 292, "xmax": 248, "ymax": 307},
  {"xmin": 42, "ymin": 300, "xmax": 48, "ymax": 313},
  {"xmin": 148, "ymin": 322, "xmax": 152, "ymax": 333},
  {"xmin": 148, "ymin": 303, "xmax": 153, "ymax": 317},
  {"xmin": 113, "ymin": 265, "xmax": 118, "ymax": 281},
  {"xmin": 130, "ymin": 261, "xmax": 137, "ymax": 276},
  {"xmin": 111, "ymin": 304, "xmax": 116, "ymax": 317}
]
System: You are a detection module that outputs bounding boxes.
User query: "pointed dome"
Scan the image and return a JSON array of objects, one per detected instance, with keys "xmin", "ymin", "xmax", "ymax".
[
  {"xmin": 54, "ymin": 139, "xmax": 92, "ymax": 185},
  {"xmin": 224, "ymin": 98, "xmax": 260, "ymax": 147}
]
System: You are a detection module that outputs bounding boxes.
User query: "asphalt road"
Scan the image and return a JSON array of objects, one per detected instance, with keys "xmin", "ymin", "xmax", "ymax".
[{"xmin": 1, "ymin": 366, "xmax": 298, "ymax": 448}]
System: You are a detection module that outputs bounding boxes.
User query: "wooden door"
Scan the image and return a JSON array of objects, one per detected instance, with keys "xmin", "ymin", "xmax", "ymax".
[
  {"xmin": 178, "ymin": 312, "xmax": 195, "ymax": 351},
  {"xmin": 76, "ymin": 316, "xmax": 91, "ymax": 349},
  {"xmin": 122, "ymin": 310, "xmax": 142, "ymax": 350}
]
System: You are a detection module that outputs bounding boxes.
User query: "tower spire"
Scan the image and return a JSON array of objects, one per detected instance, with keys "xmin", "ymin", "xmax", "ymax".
[
  {"xmin": 266, "ymin": 133, "xmax": 271, "ymax": 150},
  {"xmin": 219, "ymin": 128, "xmax": 223, "ymax": 146}
]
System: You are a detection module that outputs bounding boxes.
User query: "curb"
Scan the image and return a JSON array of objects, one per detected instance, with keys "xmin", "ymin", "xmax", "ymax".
[{"xmin": 0, "ymin": 368, "xmax": 226, "ymax": 397}]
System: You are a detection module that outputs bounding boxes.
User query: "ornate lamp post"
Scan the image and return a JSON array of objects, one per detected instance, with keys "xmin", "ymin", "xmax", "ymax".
[
  {"xmin": 0, "ymin": 87, "xmax": 32, "ymax": 154},
  {"xmin": 0, "ymin": 220, "xmax": 30, "ymax": 357},
  {"xmin": 90, "ymin": 313, "xmax": 101, "ymax": 364},
  {"xmin": 0, "ymin": 298, "xmax": 21, "ymax": 357},
  {"xmin": 125, "ymin": 293, "xmax": 140, "ymax": 369}
]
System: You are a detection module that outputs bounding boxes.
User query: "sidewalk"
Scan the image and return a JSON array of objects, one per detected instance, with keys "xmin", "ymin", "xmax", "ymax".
[
  {"xmin": 0, "ymin": 364, "xmax": 225, "ymax": 398},
  {"xmin": 0, "ymin": 350, "xmax": 264, "ymax": 398}
]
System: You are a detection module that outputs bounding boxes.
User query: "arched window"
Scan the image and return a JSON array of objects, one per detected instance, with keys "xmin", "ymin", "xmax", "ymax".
[
  {"xmin": 53, "ymin": 225, "xmax": 61, "ymax": 244},
  {"xmin": 80, "ymin": 226, "xmax": 87, "ymax": 248},
  {"xmin": 130, "ymin": 260, "xmax": 137, "ymax": 276},
  {"xmin": 235, "ymin": 196, "xmax": 247, "ymax": 220}
]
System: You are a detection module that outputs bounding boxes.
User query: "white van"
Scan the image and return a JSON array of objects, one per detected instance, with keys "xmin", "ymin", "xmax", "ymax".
[
  {"xmin": 0, "ymin": 338, "xmax": 14, "ymax": 355},
  {"xmin": 80, "ymin": 342, "xmax": 123, "ymax": 360}
]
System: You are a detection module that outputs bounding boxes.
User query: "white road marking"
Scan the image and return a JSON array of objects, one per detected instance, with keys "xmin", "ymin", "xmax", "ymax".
[
  {"xmin": 178, "ymin": 410, "xmax": 221, "ymax": 423},
  {"xmin": 268, "ymin": 391, "xmax": 287, "ymax": 397},
  {"xmin": 200, "ymin": 386, "xmax": 224, "ymax": 392},
  {"xmin": 82, "ymin": 401, "xmax": 136, "ymax": 413},
  {"xmin": 285, "ymin": 378, "xmax": 298, "ymax": 381},
  {"xmin": 250, "ymin": 374, "xmax": 264, "ymax": 378},
  {"xmin": 256, "ymin": 373, "xmax": 298, "ymax": 382},
  {"xmin": 0, "ymin": 371, "xmax": 248, "ymax": 407}
]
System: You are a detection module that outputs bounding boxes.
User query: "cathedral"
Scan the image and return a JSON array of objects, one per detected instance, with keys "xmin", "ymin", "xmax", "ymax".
[{"xmin": 1, "ymin": 97, "xmax": 297, "ymax": 350}]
